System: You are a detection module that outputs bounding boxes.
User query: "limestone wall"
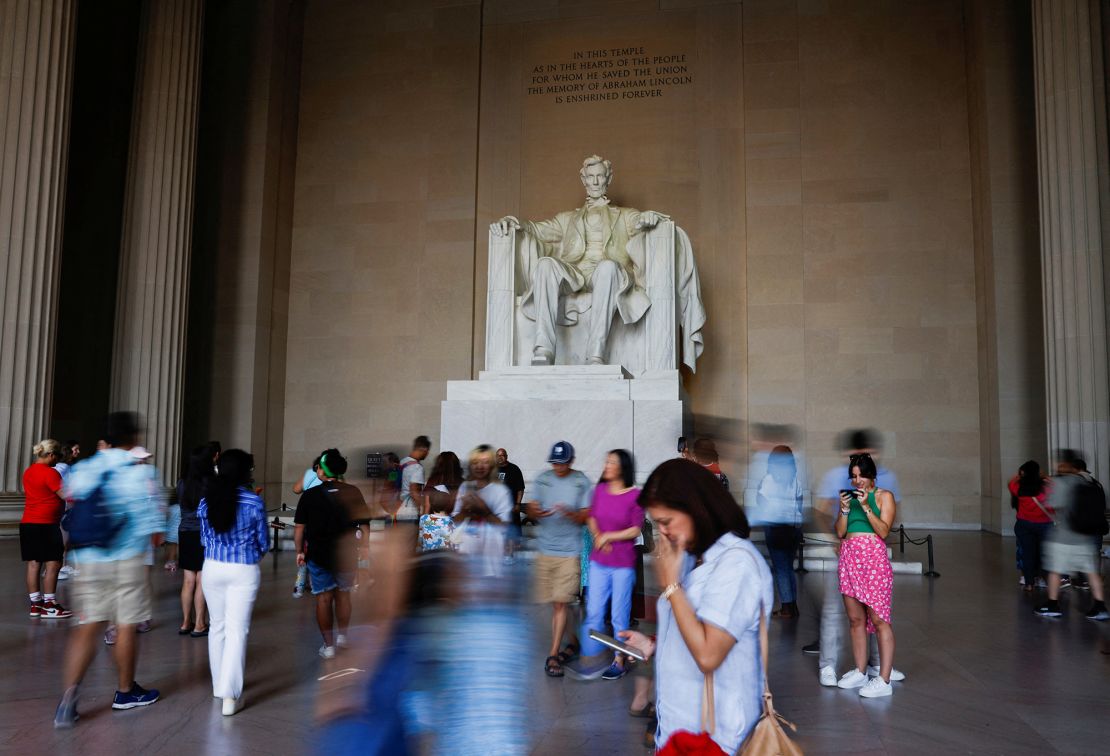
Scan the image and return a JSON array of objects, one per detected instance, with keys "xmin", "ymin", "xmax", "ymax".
[{"xmin": 283, "ymin": 0, "xmax": 1041, "ymax": 527}]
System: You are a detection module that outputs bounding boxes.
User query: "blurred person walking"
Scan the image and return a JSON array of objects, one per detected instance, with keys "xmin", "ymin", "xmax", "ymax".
[
  {"xmin": 54, "ymin": 412, "xmax": 165, "ymax": 727},
  {"xmin": 1035, "ymin": 449, "xmax": 1108, "ymax": 620},
  {"xmin": 571, "ymin": 450, "xmax": 643, "ymax": 681},
  {"xmin": 835, "ymin": 453, "xmax": 897, "ymax": 698},
  {"xmin": 396, "ymin": 436, "xmax": 432, "ymax": 523},
  {"xmin": 692, "ymin": 437, "xmax": 729, "ymax": 491},
  {"xmin": 294, "ymin": 449, "xmax": 368, "ymax": 658},
  {"xmin": 420, "ymin": 451, "xmax": 464, "ymax": 551},
  {"xmin": 526, "ymin": 441, "xmax": 593, "ymax": 677},
  {"xmin": 176, "ymin": 443, "xmax": 220, "ymax": 636},
  {"xmin": 198, "ymin": 449, "xmax": 269, "ymax": 715},
  {"xmin": 618, "ymin": 459, "xmax": 773, "ymax": 752},
  {"xmin": 21, "ymin": 439, "xmax": 70, "ymax": 618},
  {"xmin": 756, "ymin": 445, "xmax": 804, "ymax": 618},
  {"xmin": 1009, "ymin": 460, "xmax": 1052, "ymax": 592},
  {"xmin": 451, "ymin": 445, "xmax": 513, "ymax": 574},
  {"xmin": 291, "ymin": 452, "xmax": 325, "ymax": 597}
]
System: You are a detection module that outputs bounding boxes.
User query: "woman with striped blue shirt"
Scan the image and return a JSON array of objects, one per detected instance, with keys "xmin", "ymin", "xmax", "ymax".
[{"xmin": 198, "ymin": 449, "xmax": 269, "ymax": 716}]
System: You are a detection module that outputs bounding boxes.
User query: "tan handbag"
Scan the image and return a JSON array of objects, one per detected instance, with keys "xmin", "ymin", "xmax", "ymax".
[{"xmin": 737, "ymin": 608, "xmax": 802, "ymax": 755}]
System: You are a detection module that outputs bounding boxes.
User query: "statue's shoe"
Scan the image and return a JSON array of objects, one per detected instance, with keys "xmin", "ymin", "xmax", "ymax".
[
  {"xmin": 586, "ymin": 355, "xmax": 605, "ymax": 365},
  {"xmin": 531, "ymin": 348, "xmax": 554, "ymax": 366}
]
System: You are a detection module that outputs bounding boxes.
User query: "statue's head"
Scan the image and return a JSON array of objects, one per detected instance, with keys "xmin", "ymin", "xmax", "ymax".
[{"xmin": 579, "ymin": 154, "xmax": 613, "ymax": 199}]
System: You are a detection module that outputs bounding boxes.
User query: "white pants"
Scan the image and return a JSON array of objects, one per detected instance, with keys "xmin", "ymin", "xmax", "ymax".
[{"xmin": 204, "ymin": 560, "xmax": 261, "ymax": 699}]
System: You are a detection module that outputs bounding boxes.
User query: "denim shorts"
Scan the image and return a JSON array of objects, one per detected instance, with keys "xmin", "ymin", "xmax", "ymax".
[{"xmin": 307, "ymin": 560, "xmax": 354, "ymax": 595}]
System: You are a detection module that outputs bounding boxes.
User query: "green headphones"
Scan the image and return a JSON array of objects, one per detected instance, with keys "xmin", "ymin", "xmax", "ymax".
[{"xmin": 319, "ymin": 453, "xmax": 334, "ymax": 479}]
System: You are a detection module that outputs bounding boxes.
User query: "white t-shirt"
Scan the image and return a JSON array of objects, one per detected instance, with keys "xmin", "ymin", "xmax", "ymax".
[
  {"xmin": 398, "ymin": 456, "xmax": 426, "ymax": 520},
  {"xmin": 751, "ymin": 473, "xmax": 802, "ymax": 526}
]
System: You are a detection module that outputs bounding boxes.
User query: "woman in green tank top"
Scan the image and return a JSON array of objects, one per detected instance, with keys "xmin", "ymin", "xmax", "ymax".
[{"xmin": 833, "ymin": 453, "xmax": 898, "ymax": 698}]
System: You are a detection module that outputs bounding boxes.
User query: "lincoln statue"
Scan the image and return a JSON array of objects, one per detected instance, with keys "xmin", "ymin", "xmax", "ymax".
[{"xmin": 491, "ymin": 155, "xmax": 672, "ymax": 366}]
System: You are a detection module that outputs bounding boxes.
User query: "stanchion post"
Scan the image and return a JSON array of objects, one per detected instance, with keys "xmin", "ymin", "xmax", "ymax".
[
  {"xmin": 923, "ymin": 534, "xmax": 940, "ymax": 577},
  {"xmin": 899, "ymin": 524, "xmax": 905, "ymax": 555},
  {"xmin": 795, "ymin": 537, "xmax": 808, "ymax": 574}
]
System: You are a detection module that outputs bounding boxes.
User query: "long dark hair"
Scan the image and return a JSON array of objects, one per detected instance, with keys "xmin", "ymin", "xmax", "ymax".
[
  {"xmin": 205, "ymin": 449, "xmax": 254, "ymax": 534},
  {"xmin": 180, "ymin": 442, "xmax": 219, "ymax": 513},
  {"xmin": 427, "ymin": 451, "xmax": 464, "ymax": 489},
  {"xmin": 638, "ymin": 459, "xmax": 749, "ymax": 554},
  {"xmin": 600, "ymin": 449, "xmax": 636, "ymax": 488},
  {"xmin": 1016, "ymin": 459, "xmax": 1044, "ymax": 499}
]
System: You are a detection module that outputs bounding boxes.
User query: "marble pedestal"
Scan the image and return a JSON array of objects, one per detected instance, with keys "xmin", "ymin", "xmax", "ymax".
[{"xmin": 440, "ymin": 365, "xmax": 688, "ymax": 486}]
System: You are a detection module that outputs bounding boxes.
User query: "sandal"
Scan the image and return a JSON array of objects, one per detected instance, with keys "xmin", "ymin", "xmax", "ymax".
[
  {"xmin": 545, "ymin": 655, "xmax": 564, "ymax": 677},
  {"xmin": 190, "ymin": 627, "xmax": 209, "ymax": 638},
  {"xmin": 556, "ymin": 643, "xmax": 579, "ymax": 664},
  {"xmin": 629, "ymin": 703, "xmax": 655, "ymax": 718}
]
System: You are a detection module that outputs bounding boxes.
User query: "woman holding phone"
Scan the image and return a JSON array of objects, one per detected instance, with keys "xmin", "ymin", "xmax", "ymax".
[
  {"xmin": 617, "ymin": 459, "xmax": 773, "ymax": 753},
  {"xmin": 834, "ymin": 452, "xmax": 897, "ymax": 698}
]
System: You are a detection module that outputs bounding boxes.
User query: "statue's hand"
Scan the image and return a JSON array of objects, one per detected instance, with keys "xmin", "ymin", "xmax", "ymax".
[
  {"xmin": 491, "ymin": 216, "xmax": 521, "ymax": 237},
  {"xmin": 635, "ymin": 211, "xmax": 670, "ymax": 230}
]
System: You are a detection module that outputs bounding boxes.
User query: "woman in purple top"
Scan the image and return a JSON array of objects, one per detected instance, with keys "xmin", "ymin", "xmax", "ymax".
[{"xmin": 579, "ymin": 449, "xmax": 643, "ymax": 680}]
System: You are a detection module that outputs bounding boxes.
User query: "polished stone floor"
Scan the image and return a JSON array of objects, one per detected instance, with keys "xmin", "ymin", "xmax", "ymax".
[{"xmin": 1, "ymin": 532, "xmax": 1108, "ymax": 755}]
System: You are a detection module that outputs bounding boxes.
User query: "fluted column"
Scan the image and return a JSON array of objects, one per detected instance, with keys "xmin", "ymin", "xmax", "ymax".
[
  {"xmin": 0, "ymin": 0, "xmax": 76, "ymax": 494},
  {"xmin": 110, "ymin": 0, "xmax": 203, "ymax": 484},
  {"xmin": 1032, "ymin": 0, "xmax": 1110, "ymax": 481}
]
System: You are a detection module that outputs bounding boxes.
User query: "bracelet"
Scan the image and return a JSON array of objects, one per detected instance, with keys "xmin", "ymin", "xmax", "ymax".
[{"xmin": 661, "ymin": 582, "xmax": 681, "ymax": 601}]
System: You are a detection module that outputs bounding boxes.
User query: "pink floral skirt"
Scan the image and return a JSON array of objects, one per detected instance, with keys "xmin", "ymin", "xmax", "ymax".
[{"xmin": 838, "ymin": 534, "xmax": 893, "ymax": 633}]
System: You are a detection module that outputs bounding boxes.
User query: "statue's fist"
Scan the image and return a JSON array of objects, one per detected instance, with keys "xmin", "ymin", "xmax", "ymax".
[
  {"xmin": 635, "ymin": 211, "xmax": 670, "ymax": 230},
  {"xmin": 491, "ymin": 216, "xmax": 521, "ymax": 237}
]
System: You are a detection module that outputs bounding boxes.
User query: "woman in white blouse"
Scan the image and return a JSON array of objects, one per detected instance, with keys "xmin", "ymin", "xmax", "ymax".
[{"xmin": 621, "ymin": 459, "xmax": 773, "ymax": 753}]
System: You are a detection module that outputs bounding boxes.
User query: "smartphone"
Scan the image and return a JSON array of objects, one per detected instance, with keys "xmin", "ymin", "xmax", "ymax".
[
  {"xmin": 588, "ymin": 630, "xmax": 648, "ymax": 661},
  {"xmin": 839, "ymin": 489, "xmax": 857, "ymax": 498}
]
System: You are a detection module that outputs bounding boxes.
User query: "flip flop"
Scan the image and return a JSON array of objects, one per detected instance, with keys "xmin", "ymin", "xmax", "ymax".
[
  {"xmin": 544, "ymin": 655, "xmax": 564, "ymax": 677},
  {"xmin": 556, "ymin": 643, "xmax": 579, "ymax": 664}
]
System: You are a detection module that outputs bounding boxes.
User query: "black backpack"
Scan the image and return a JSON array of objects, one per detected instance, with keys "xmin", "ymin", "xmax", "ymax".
[
  {"xmin": 1068, "ymin": 475, "xmax": 1109, "ymax": 536},
  {"xmin": 61, "ymin": 465, "xmax": 128, "ymax": 549}
]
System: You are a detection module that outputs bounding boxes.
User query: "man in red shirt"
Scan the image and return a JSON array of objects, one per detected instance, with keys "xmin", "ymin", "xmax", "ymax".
[{"xmin": 21, "ymin": 439, "xmax": 71, "ymax": 619}]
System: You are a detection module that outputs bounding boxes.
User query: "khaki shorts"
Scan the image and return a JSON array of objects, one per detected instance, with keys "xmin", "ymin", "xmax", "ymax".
[
  {"xmin": 1044, "ymin": 540, "xmax": 1099, "ymax": 576},
  {"xmin": 70, "ymin": 555, "xmax": 150, "ymax": 625},
  {"xmin": 534, "ymin": 554, "xmax": 580, "ymax": 604}
]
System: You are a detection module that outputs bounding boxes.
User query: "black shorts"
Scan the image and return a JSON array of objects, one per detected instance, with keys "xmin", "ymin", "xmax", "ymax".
[
  {"xmin": 20, "ymin": 523, "xmax": 64, "ymax": 563},
  {"xmin": 178, "ymin": 529, "xmax": 205, "ymax": 571}
]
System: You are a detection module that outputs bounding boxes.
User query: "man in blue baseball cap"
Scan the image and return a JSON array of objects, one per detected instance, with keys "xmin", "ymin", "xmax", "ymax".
[{"xmin": 526, "ymin": 441, "xmax": 593, "ymax": 677}]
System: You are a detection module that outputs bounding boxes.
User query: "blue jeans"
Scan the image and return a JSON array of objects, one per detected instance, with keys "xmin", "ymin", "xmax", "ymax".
[
  {"xmin": 580, "ymin": 561, "xmax": 635, "ymax": 657},
  {"xmin": 766, "ymin": 525, "xmax": 800, "ymax": 604},
  {"xmin": 1013, "ymin": 518, "xmax": 1052, "ymax": 585}
]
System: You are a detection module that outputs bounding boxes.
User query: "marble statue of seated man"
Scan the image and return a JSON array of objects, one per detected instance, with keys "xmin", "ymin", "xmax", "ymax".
[{"xmin": 491, "ymin": 154, "xmax": 669, "ymax": 366}]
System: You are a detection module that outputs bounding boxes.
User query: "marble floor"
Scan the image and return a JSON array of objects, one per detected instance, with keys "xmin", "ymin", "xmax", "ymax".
[{"xmin": 1, "ymin": 532, "xmax": 1108, "ymax": 755}]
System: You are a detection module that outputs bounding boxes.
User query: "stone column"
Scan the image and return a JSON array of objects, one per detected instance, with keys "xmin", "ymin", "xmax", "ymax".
[
  {"xmin": 110, "ymin": 0, "xmax": 204, "ymax": 484},
  {"xmin": 0, "ymin": 0, "xmax": 76, "ymax": 494},
  {"xmin": 1032, "ymin": 0, "xmax": 1110, "ymax": 481}
]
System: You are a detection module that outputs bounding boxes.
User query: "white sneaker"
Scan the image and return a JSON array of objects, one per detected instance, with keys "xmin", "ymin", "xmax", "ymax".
[
  {"xmin": 867, "ymin": 666, "xmax": 905, "ymax": 682},
  {"xmin": 318, "ymin": 644, "xmax": 336, "ymax": 659},
  {"xmin": 336, "ymin": 633, "xmax": 348, "ymax": 649},
  {"xmin": 819, "ymin": 666, "xmax": 837, "ymax": 687},
  {"xmin": 221, "ymin": 697, "xmax": 241, "ymax": 716},
  {"xmin": 859, "ymin": 676, "xmax": 892, "ymax": 698},
  {"xmin": 836, "ymin": 669, "xmax": 867, "ymax": 689}
]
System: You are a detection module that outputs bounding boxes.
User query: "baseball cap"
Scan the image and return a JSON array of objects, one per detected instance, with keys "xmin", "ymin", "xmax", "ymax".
[{"xmin": 548, "ymin": 441, "xmax": 574, "ymax": 464}]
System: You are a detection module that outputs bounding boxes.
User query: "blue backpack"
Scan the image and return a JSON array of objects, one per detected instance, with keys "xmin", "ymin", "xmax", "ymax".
[{"xmin": 61, "ymin": 465, "xmax": 128, "ymax": 549}]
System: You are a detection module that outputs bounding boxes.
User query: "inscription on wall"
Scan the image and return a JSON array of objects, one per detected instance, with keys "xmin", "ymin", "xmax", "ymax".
[{"xmin": 526, "ymin": 46, "xmax": 693, "ymax": 104}]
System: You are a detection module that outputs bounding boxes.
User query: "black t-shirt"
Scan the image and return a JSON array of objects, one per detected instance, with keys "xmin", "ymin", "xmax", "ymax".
[
  {"xmin": 294, "ymin": 480, "xmax": 368, "ymax": 572},
  {"xmin": 498, "ymin": 462, "xmax": 525, "ymax": 503}
]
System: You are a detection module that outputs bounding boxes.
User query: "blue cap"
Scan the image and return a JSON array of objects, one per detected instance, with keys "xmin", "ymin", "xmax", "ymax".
[{"xmin": 548, "ymin": 441, "xmax": 574, "ymax": 464}]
